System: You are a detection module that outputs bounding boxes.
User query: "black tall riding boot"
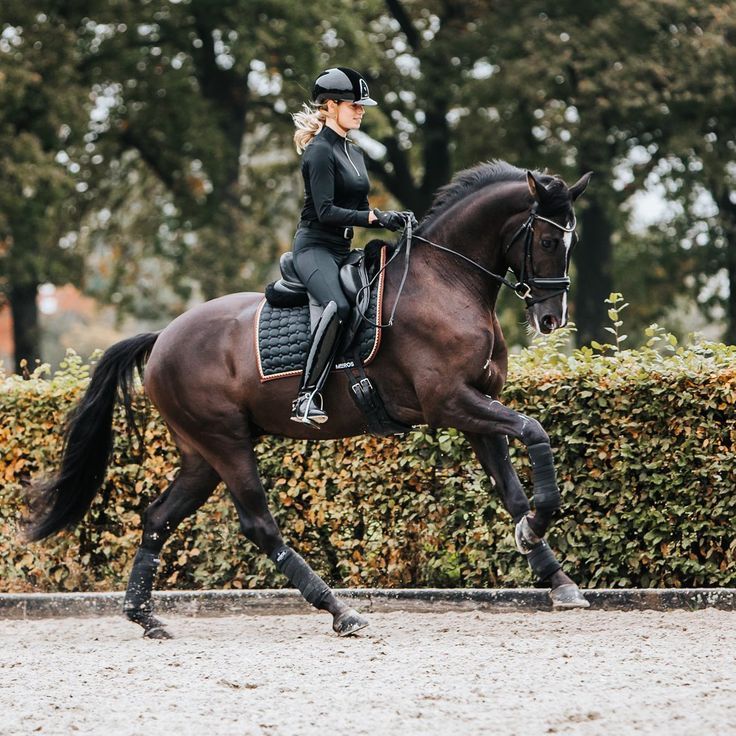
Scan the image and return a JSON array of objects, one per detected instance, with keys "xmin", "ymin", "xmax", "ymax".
[{"xmin": 291, "ymin": 301, "xmax": 343, "ymax": 427}]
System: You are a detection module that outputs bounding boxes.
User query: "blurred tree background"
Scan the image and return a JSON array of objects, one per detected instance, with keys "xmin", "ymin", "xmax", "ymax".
[{"xmin": 1, "ymin": 0, "xmax": 734, "ymax": 372}]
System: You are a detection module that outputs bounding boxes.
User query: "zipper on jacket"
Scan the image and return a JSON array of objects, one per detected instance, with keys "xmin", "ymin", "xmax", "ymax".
[{"xmin": 343, "ymin": 139, "xmax": 361, "ymax": 177}]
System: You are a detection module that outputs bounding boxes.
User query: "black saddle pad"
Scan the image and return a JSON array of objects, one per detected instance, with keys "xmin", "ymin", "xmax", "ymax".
[{"xmin": 255, "ymin": 248, "xmax": 387, "ymax": 382}]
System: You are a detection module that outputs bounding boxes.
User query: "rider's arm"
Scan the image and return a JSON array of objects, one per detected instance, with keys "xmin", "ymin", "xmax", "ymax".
[{"xmin": 307, "ymin": 152, "xmax": 373, "ymax": 227}]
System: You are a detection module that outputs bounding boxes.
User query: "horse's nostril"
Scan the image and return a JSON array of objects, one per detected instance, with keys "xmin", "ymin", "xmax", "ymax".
[{"xmin": 541, "ymin": 315, "xmax": 559, "ymax": 332}]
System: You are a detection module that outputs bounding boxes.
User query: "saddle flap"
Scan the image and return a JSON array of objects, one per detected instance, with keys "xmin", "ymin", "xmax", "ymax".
[{"xmin": 257, "ymin": 245, "xmax": 388, "ymax": 382}]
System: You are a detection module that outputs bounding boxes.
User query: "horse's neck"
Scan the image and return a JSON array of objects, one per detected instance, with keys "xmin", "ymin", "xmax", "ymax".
[{"xmin": 412, "ymin": 185, "xmax": 524, "ymax": 307}]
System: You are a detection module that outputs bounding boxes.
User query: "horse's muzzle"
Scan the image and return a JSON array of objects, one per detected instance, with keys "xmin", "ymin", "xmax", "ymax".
[{"xmin": 540, "ymin": 314, "xmax": 560, "ymax": 333}]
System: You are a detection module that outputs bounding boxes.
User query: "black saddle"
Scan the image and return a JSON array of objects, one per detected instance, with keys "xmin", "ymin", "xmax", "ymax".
[
  {"xmin": 265, "ymin": 241, "xmax": 386, "ymax": 350},
  {"xmin": 259, "ymin": 240, "xmax": 412, "ymax": 436}
]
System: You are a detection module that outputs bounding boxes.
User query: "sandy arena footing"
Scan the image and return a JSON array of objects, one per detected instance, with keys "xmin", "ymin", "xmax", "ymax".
[{"xmin": 0, "ymin": 607, "xmax": 734, "ymax": 735}]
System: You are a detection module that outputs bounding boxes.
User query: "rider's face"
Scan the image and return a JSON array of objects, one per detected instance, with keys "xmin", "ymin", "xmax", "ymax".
[{"xmin": 330, "ymin": 100, "xmax": 365, "ymax": 131}]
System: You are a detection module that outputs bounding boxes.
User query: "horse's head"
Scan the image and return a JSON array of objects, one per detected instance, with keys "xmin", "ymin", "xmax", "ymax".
[{"xmin": 505, "ymin": 170, "xmax": 592, "ymax": 335}]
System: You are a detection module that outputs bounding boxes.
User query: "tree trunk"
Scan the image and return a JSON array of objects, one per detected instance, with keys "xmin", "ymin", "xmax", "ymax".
[
  {"xmin": 574, "ymin": 198, "xmax": 613, "ymax": 346},
  {"xmin": 10, "ymin": 282, "xmax": 40, "ymax": 375}
]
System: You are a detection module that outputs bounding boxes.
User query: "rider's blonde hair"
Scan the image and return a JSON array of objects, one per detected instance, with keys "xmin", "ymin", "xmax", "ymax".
[{"xmin": 292, "ymin": 102, "xmax": 329, "ymax": 153}]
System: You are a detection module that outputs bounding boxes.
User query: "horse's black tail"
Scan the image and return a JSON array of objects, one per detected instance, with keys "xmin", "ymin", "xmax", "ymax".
[{"xmin": 22, "ymin": 332, "xmax": 160, "ymax": 542}]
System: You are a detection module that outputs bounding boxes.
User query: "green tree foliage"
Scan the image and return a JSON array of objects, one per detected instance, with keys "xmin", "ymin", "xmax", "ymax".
[
  {"xmin": 488, "ymin": 1, "xmax": 735, "ymax": 345},
  {"xmin": 0, "ymin": 7, "xmax": 89, "ymax": 371},
  {"xmin": 67, "ymin": 0, "xmax": 340, "ymax": 305},
  {"xmin": 644, "ymin": 3, "xmax": 736, "ymax": 342},
  {"xmin": 2, "ymin": 0, "xmax": 736, "ymax": 371}
]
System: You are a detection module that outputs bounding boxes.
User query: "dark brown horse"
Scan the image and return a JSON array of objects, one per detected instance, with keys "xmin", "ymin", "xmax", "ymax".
[{"xmin": 25, "ymin": 161, "xmax": 592, "ymax": 638}]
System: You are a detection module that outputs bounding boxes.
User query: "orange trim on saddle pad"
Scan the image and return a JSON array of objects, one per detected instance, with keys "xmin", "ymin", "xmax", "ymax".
[{"xmin": 254, "ymin": 245, "xmax": 388, "ymax": 383}]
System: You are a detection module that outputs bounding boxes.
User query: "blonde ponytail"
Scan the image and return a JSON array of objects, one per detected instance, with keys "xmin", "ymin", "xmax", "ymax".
[{"xmin": 292, "ymin": 102, "xmax": 328, "ymax": 153}]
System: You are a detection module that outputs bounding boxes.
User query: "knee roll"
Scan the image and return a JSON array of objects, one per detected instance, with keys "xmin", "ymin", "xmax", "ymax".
[{"xmin": 528, "ymin": 442, "xmax": 561, "ymax": 513}]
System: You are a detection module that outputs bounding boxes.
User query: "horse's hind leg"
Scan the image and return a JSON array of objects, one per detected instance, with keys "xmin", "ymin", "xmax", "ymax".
[
  {"xmin": 123, "ymin": 449, "xmax": 221, "ymax": 638},
  {"xmin": 465, "ymin": 431, "xmax": 589, "ymax": 609},
  {"xmin": 206, "ymin": 437, "xmax": 368, "ymax": 636}
]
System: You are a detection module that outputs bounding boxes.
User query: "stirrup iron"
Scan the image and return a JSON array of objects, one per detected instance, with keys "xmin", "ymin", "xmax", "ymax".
[{"xmin": 291, "ymin": 391, "xmax": 328, "ymax": 427}]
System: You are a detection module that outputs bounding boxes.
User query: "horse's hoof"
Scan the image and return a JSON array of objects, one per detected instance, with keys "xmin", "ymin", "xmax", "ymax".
[
  {"xmin": 144, "ymin": 625, "xmax": 173, "ymax": 640},
  {"xmin": 549, "ymin": 583, "xmax": 590, "ymax": 610},
  {"xmin": 333, "ymin": 608, "xmax": 369, "ymax": 637}
]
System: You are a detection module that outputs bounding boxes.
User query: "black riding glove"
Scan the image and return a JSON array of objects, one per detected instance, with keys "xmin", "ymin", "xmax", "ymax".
[{"xmin": 372, "ymin": 209, "xmax": 408, "ymax": 232}]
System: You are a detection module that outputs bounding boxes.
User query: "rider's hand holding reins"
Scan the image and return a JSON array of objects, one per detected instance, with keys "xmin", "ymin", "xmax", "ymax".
[{"xmin": 372, "ymin": 208, "xmax": 415, "ymax": 231}]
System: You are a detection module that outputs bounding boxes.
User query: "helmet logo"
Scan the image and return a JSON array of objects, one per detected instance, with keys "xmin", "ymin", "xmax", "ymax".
[{"xmin": 359, "ymin": 79, "xmax": 370, "ymax": 99}]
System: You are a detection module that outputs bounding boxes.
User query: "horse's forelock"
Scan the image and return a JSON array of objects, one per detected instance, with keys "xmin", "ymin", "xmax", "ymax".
[{"xmin": 537, "ymin": 176, "xmax": 574, "ymax": 218}]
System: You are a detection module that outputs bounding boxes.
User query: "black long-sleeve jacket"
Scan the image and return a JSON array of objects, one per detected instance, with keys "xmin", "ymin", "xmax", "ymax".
[{"xmin": 299, "ymin": 126, "xmax": 375, "ymax": 228}]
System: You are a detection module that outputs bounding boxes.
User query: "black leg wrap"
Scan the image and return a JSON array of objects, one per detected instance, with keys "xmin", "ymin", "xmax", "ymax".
[
  {"xmin": 123, "ymin": 549, "xmax": 160, "ymax": 618},
  {"xmin": 270, "ymin": 545, "xmax": 332, "ymax": 609},
  {"xmin": 528, "ymin": 443, "xmax": 561, "ymax": 513},
  {"xmin": 526, "ymin": 540, "xmax": 562, "ymax": 581}
]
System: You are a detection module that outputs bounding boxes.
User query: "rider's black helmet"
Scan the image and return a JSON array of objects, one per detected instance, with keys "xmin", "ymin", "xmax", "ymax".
[{"xmin": 312, "ymin": 67, "xmax": 377, "ymax": 106}]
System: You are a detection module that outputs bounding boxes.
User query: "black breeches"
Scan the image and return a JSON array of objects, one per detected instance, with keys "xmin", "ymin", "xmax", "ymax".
[{"xmin": 292, "ymin": 245, "xmax": 351, "ymax": 323}]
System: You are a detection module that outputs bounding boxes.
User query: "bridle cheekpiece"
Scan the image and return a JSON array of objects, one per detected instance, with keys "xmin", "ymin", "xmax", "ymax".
[{"xmin": 504, "ymin": 202, "xmax": 578, "ymax": 306}]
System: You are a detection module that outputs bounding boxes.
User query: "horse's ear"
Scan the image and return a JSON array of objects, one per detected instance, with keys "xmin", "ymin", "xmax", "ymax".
[
  {"xmin": 569, "ymin": 171, "xmax": 593, "ymax": 201},
  {"xmin": 526, "ymin": 171, "xmax": 549, "ymax": 204}
]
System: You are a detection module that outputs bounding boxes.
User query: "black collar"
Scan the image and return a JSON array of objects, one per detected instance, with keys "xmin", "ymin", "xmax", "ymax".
[{"xmin": 320, "ymin": 126, "xmax": 348, "ymax": 144}]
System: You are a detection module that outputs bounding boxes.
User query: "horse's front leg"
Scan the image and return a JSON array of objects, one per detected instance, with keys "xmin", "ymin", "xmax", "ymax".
[
  {"xmin": 427, "ymin": 387, "xmax": 588, "ymax": 608},
  {"xmin": 465, "ymin": 432, "xmax": 588, "ymax": 608}
]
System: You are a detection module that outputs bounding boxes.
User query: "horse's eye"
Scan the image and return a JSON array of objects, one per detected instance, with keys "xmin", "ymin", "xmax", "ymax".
[{"xmin": 541, "ymin": 238, "xmax": 558, "ymax": 250}]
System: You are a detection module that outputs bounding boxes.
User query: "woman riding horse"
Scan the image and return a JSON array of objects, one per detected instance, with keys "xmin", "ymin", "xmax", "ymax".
[
  {"xmin": 24, "ymin": 148, "xmax": 591, "ymax": 639},
  {"xmin": 290, "ymin": 66, "xmax": 416, "ymax": 426}
]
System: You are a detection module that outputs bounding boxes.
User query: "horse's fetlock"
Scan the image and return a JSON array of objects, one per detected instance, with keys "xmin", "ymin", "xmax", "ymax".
[
  {"xmin": 123, "ymin": 600, "xmax": 152, "ymax": 624},
  {"xmin": 271, "ymin": 545, "xmax": 332, "ymax": 609},
  {"xmin": 514, "ymin": 515, "xmax": 541, "ymax": 555},
  {"xmin": 525, "ymin": 539, "xmax": 562, "ymax": 581}
]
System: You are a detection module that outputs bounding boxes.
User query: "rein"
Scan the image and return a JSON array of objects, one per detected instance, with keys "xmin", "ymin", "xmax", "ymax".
[{"xmin": 357, "ymin": 206, "xmax": 577, "ymax": 327}]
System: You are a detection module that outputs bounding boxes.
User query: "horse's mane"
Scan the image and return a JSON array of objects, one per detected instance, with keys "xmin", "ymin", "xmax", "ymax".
[{"xmin": 418, "ymin": 159, "xmax": 570, "ymax": 232}]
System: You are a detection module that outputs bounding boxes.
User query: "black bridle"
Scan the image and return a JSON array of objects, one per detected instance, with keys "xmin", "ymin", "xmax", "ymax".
[
  {"xmin": 358, "ymin": 205, "xmax": 578, "ymax": 327},
  {"xmin": 501, "ymin": 203, "xmax": 578, "ymax": 305}
]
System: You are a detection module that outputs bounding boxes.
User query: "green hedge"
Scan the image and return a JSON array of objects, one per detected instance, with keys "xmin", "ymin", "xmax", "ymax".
[{"xmin": 2, "ymin": 312, "xmax": 735, "ymax": 592}]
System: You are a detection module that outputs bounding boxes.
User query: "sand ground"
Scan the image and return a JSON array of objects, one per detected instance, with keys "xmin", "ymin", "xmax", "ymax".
[{"xmin": 0, "ymin": 609, "xmax": 734, "ymax": 735}]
